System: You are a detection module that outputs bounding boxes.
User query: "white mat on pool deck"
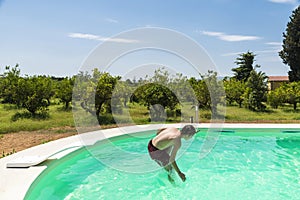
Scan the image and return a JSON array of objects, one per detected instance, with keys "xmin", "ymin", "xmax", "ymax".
[
  {"xmin": 6, "ymin": 145, "xmax": 82, "ymax": 168},
  {"xmin": 6, "ymin": 155, "xmax": 49, "ymax": 168}
]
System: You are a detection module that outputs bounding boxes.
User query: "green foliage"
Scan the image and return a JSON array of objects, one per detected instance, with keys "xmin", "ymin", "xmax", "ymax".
[
  {"xmin": 190, "ymin": 71, "xmax": 224, "ymax": 116},
  {"xmin": 243, "ymin": 70, "xmax": 268, "ymax": 111},
  {"xmin": 267, "ymin": 88, "xmax": 284, "ymax": 109},
  {"xmin": 55, "ymin": 77, "xmax": 74, "ymax": 109},
  {"xmin": 147, "ymin": 67, "xmax": 195, "ymax": 103},
  {"xmin": 15, "ymin": 76, "xmax": 53, "ymax": 115},
  {"xmin": 168, "ymin": 72, "xmax": 195, "ymax": 102},
  {"xmin": 0, "ymin": 103, "xmax": 74, "ymax": 134},
  {"xmin": 0, "ymin": 65, "xmax": 54, "ymax": 116},
  {"xmin": 112, "ymin": 80, "xmax": 134, "ymax": 108},
  {"xmin": 11, "ymin": 110, "xmax": 49, "ymax": 121},
  {"xmin": 279, "ymin": 5, "xmax": 300, "ymax": 82},
  {"xmin": 224, "ymin": 78, "xmax": 246, "ymax": 107},
  {"xmin": 94, "ymin": 71, "xmax": 120, "ymax": 121},
  {"xmin": 72, "ymin": 71, "xmax": 91, "ymax": 102},
  {"xmin": 267, "ymin": 82, "xmax": 300, "ymax": 110},
  {"xmin": 225, "ymin": 105, "xmax": 299, "ymax": 122},
  {"xmin": 1, "ymin": 149, "xmax": 16, "ymax": 158},
  {"xmin": 1, "ymin": 62, "xmax": 300, "ymax": 132},
  {"xmin": 189, "ymin": 77, "xmax": 210, "ymax": 109},
  {"xmin": 280, "ymin": 82, "xmax": 300, "ymax": 110},
  {"xmin": 201, "ymin": 71, "xmax": 225, "ymax": 115},
  {"xmin": 0, "ymin": 64, "xmax": 21, "ymax": 104},
  {"xmin": 148, "ymin": 67, "xmax": 170, "ymax": 84},
  {"xmin": 129, "ymin": 67, "xmax": 197, "ymax": 122},
  {"xmin": 133, "ymin": 83, "xmax": 179, "ymax": 121},
  {"xmin": 76, "ymin": 69, "xmax": 120, "ymax": 124},
  {"xmin": 232, "ymin": 51, "xmax": 256, "ymax": 81}
]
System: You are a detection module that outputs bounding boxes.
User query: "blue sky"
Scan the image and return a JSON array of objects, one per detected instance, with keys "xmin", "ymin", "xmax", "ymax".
[{"xmin": 0, "ymin": 0, "xmax": 299, "ymax": 78}]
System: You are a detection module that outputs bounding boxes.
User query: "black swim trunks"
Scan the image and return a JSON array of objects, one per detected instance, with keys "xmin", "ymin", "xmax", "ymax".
[{"xmin": 148, "ymin": 140, "xmax": 170, "ymax": 167}]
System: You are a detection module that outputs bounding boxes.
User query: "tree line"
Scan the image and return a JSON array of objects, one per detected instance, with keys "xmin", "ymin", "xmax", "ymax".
[
  {"xmin": 1, "ymin": 59, "xmax": 299, "ymax": 124},
  {"xmin": 0, "ymin": 64, "xmax": 73, "ymax": 118}
]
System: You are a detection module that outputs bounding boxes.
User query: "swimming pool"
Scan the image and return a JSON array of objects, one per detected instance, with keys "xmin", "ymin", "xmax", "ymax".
[{"xmin": 25, "ymin": 128, "xmax": 300, "ymax": 200}]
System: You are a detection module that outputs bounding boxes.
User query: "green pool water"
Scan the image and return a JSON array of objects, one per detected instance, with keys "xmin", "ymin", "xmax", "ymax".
[{"xmin": 25, "ymin": 128, "xmax": 300, "ymax": 200}]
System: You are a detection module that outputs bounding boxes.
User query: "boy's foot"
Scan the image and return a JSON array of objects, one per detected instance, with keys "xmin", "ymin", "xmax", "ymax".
[{"xmin": 168, "ymin": 174, "xmax": 175, "ymax": 183}]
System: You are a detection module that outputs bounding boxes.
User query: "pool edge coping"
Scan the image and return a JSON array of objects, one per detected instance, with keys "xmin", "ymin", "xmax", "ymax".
[{"xmin": 1, "ymin": 123, "xmax": 300, "ymax": 199}]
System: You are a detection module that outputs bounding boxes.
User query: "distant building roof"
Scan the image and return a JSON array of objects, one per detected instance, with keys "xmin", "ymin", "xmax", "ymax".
[{"xmin": 268, "ymin": 76, "xmax": 289, "ymax": 82}]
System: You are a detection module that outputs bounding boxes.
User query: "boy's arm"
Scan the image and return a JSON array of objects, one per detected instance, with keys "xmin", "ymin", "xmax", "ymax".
[{"xmin": 169, "ymin": 139, "xmax": 186, "ymax": 181}]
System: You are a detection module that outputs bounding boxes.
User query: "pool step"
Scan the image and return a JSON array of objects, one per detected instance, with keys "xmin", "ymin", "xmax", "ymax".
[
  {"xmin": 281, "ymin": 130, "xmax": 300, "ymax": 133},
  {"xmin": 212, "ymin": 130, "xmax": 235, "ymax": 133}
]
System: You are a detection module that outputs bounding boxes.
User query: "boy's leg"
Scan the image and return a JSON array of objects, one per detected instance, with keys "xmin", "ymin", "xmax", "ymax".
[{"xmin": 164, "ymin": 164, "xmax": 174, "ymax": 183}]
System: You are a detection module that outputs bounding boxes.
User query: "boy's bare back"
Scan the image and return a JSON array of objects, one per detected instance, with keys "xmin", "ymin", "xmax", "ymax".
[{"xmin": 152, "ymin": 127, "xmax": 181, "ymax": 150}]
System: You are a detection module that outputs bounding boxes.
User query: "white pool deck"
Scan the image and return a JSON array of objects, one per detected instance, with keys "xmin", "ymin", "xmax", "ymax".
[{"xmin": 1, "ymin": 123, "xmax": 300, "ymax": 199}]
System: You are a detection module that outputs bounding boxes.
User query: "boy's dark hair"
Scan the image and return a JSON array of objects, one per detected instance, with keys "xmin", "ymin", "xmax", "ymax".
[{"xmin": 181, "ymin": 125, "xmax": 196, "ymax": 135}]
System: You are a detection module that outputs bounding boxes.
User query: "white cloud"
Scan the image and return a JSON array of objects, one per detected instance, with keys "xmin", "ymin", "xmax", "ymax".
[
  {"xmin": 268, "ymin": 0, "xmax": 298, "ymax": 4},
  {"xmin": 222, "ymin": 51, "xmax": 243, "ymax": 56},
  {"xmin": 265, "ymin": 42, "xmax": 282, "ymax": 46},
  {"xmin": 201, "ymin": 31, "xmax": 224, "ymax": 37},
  {"xmin": 220, "ymin": 34, "xmax": 261, "ymax": 42},
  {"xmin": 69, "ymin": 33, "xmax": 99, "ymax": 40},
  {"xmin": 105, "ymin": 18, "xmax": 119, "ymax": 23},
  {"xmin": 68, "ymin": 33, "xmax": 139, "ymax": 43},
  {"xmin": 199, "ymin": 31, "xmax": 261, "ymax": 42},
  {"xmin": 265, "ymin": 42, "xmax": 283, "ymax": 52}
]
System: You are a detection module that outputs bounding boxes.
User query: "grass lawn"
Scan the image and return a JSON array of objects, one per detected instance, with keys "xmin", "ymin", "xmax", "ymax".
[
  {"xmin": 0, "ymin": 104, "xmax": 75, "ymax": 134},
  {"xmin": 224, "ymin": 105, "xmax": 300, "ymax": 123},
  {"xmin": 0, "ymin": 102, "xmax": 299, "ymax": 157},
  {"xmin": 0, "ymin": 102, "xmax": 299, "ymax": 134}
]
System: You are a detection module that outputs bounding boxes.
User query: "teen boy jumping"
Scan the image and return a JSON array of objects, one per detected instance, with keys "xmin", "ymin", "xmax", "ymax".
[{"xmin": 147, "ymin": 125, "xmax": 196, "ymax": 182}]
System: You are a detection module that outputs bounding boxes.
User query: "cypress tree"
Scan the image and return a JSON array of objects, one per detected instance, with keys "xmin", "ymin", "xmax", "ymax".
[{"xmin": 279, "ymin": 5, "xmax": 300, "ymax": 82}]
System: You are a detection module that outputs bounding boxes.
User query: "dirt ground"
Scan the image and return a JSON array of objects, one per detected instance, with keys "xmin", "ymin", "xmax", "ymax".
[
  {"xmin": 0, "ymin": 124, "xmax": 122, "ymax": 158},
  {"xmin": 0, "ymin": 127, "xmax": 77, "ymax": 158}
]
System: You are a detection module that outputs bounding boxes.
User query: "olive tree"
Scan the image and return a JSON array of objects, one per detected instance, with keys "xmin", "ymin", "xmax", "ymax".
[
  {"xmin": 0, "ymin": 64, "xmax": 21, "ymax": 104},
  {"xmin": 133, "ymin": 83, "xmax": 179, "ymax": 121},
  {"xmin": 280, "ymin": 82, "xmax": 300, "ymax": 110},
  {"xmin": 55, "ymin": 77, "xmax": 74, "ymax": 109},
  {"xmin": 16, "ymin": 76, "xmax": 53, "ymax": 115},
  {"xmin": 78, "ymin": 69, "xmax": 120, "ymax": 124},
  {"xmin": 224, "ymin": 78, "xmax": 246, "ymax": 107}
]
